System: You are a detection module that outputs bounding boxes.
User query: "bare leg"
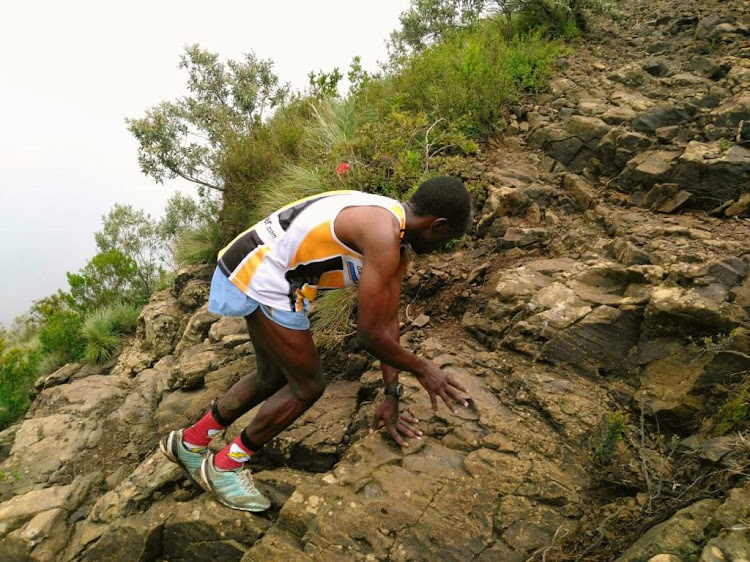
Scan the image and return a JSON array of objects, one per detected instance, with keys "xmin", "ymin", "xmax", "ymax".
[
  {"xmin": 238, "ymin": 307, "xmax": 325, "ymax": 448},
  {"xmin": 215, "ymin": 320, "xmax": 286, "ymax": 424}
]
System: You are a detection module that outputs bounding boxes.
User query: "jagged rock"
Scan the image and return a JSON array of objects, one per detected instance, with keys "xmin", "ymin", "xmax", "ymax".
[
  {"xmin": 616, "ymin": 499, "xmax": 722, "ymax": 562},
  {"xmin": 642, "ymin": 57, "xmax": 675, "ymax": 77},
  {"xmin": 528, "ymin": 116, "xmax": 610, "ymax": 171},
  {"xmin": 638, "ymin": 183, "xmax": 692, "ymax": 213},
  {"xmin": 619, "ymin": 150, "xmax": 681, "ymax": 189},
  {"xmin": 709, "ymin": 93, "xmax": 750, "ymax": 141},
  {"xmin": 89, "ymin": 453, "xmax": 181, "ymax": 523},
  {"xmin": 597, "ymin": 129, "xmax": 655, "ymax": 176},
  {"xmin": 0, "ymin": 473, "xmax": 99, "ymax": 561},
  {"xmin": 632, "ymin": 105, "xmax": 696, "ymax": 135},
  {"xmin": 175, "ymin": 305, "xmax": 220, "ymax": 353},
  {"xmin": 725, "ymin": 193, "xmax": 750, "ymax": 217},
  {"xmin": 172, "ymin": 263, "xmax": 215, "ymax": 300},
  {"xmin": 208, "ymin": 316, "xmax": 247, "ymax": 343},
  {"xmin": 491, "ymin": 266, "xmax": 553, "ymax": 303},
  {"xmin": 173, "ymin": 343, "xmax": 222, "ymax": 390},
  {"xmin": 669, "ymin": 142, "xmax": 750, "ymax": 205},
  {"xmin": 562, "ymin": 173, "xmax": 597, "ymax": 210},
  {"xmin": 607, "ymin": 63, "xmax": 653, "ymax": 88},
  {"xmin": 497, "ymin": 227, "xmax": 548, "ymax": 249},
  {"xmin": 33, "ymin": 362, "xmax": 81, "ymax": 392},
  {"xmin": 176, "ymin": 278, "xmax": 210, "ymax": 311},
  {"xmin": 3, "ymin": 413, "xmax": 103, "ymax": 491},
  {"xmin": 605, "ymin": 239, "xmax": 651, "ymax": 266},
  {"xmin": 111, "ymin": 290, "xmax": 183, "ymax": 377},
  {"xmin": 223, "ymin": 382, "xmax": 359, "ymax": 473},
  {"xmin": 476, "ymin": 186, "xmax": 531, "ymax": 236},
  {"xmin": 644, "ymin": 286, "xmax": 731, "ymax": 338},
  {"xmin": 542, "ymin": 306, "xmax": 642, "ymax": 375}
]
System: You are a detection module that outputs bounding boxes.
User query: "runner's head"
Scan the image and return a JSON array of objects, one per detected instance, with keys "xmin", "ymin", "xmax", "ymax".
[{"xmin": 404, "ymin": 176, "xmax": 472, "ymax": 254}]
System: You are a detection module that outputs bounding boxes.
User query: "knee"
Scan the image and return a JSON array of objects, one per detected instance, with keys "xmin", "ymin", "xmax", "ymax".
[{"xmin": 290, "ymin": 368, "xmax": 326, "ymax": 405}]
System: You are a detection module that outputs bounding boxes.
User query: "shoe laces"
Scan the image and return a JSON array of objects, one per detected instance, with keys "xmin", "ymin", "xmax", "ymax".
[{"xmin": 237, "ymin": 469, "xmax": 260, "ymax": 495}]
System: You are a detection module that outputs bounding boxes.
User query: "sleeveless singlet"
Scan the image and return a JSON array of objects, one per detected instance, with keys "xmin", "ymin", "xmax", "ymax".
[{"xmin": 217, "ymin": 190, "xmax": 406, "ymax": 312}]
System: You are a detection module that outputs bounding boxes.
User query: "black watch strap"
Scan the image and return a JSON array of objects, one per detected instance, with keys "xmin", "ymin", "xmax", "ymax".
[{"xmin": 384, "ymin": 383, "xmax": 403, "ymax": 398}]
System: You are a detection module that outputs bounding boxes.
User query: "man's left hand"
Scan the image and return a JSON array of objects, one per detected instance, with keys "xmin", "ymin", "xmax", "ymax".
[{"xmin": 370, "ymin": 395, "xmax": 422, "ymax": 447}]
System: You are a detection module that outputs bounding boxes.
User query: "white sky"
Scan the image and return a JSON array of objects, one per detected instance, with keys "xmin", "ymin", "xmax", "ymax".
[{"xmin": 0, "ymin": 0, "xmax": 410, "ymax": 327}]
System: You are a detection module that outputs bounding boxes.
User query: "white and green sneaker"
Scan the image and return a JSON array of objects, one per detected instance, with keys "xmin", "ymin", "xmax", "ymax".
[
  {"xmin": 199, "ymin": 454, "xmax": 271, "ymax": 512},
  {"xmin": 159, "ymin": 429, "xmax": 207, "ymax": 490}
]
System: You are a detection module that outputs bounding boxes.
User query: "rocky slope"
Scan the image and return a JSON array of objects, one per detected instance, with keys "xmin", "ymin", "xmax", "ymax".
[{"xmin": 1, "ymin": 0, "xmax": 749, "ymax": 560}]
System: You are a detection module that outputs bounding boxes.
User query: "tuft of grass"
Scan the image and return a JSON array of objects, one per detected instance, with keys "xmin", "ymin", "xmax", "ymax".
[
  {"xmin": 81, "ymin": 302, "xmax": 142, "ymax": 364},
  {"xmin": 305, "ymin": 97, "xmax": 357, "ymax": 154},
  {"xmin": 175, "ymin": 221, "xmax": 226, "ymax": 267},
  {"xmin": 310, "ymin": 287, "xmax": 357, "ymax": 350}
]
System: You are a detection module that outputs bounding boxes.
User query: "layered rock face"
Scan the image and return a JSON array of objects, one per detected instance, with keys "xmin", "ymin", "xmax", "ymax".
[{"xmin": 2, "ymin": 0, "xmax": 750, "ymax": 560}]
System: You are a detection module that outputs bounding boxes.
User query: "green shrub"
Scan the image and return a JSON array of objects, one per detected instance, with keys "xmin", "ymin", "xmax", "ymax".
[
  {"xmin": 593, "ymin": 411, "xmax": 629, "ymax": 463},
  {"xmin": 392, "ymin": 21, "xmax": 562, "ymax": 136},
  {"xmin": 37, "ymin": 309, "xmax": 85, "ymax": 364},
  {"xmin": 81, "ymin": 302, "xmax": 142, "ymax": 364},
  {"xmin": 0, "ymin": 343, "xmax": 42, "ymax": 430}
]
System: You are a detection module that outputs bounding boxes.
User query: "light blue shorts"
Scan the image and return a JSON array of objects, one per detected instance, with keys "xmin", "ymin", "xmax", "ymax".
[{"xmin": 207, "ymin": 268, "xmax": 310, "ymax": 331}]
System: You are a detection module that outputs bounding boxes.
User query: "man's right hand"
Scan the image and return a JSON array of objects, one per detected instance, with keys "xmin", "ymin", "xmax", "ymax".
[{"xmin": 417, "ymin": 364, "xmax": 469, "ymax": 414}]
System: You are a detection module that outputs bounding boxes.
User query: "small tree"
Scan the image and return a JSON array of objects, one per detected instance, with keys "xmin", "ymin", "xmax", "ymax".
[
  {"xmin": 66, "ymin": 249, "xmax": 142, "ymax": 311},
  {"xmin": 127, "ymin": 44, "xmax": 291, "ymax": 195}
]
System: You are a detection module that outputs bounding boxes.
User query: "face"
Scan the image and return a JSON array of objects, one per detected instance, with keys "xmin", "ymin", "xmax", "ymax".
[{"xmin": 408, "ymin": 220, "xmax": 459, "ymax": 254}]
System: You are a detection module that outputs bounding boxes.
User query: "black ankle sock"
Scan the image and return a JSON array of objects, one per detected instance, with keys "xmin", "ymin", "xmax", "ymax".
[
  {"xmin": 241, "ymin": 431, "xmax": 263, "ymax": 453},
  {"xmin": 211, "ymin": 402, "xmax": 233, "ymax": 427}
]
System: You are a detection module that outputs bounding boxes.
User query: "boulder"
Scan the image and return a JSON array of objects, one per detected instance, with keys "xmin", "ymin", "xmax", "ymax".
[
  {"xmin": 619, "ymin": 150, "xmax": 682, "ymax": 190},
  {"xmin": 111, "ymin": 290, "xmax": 183, "ymax": 377},
  {"xmin": 643, "ymin": 286, "xmax": 732, "ymax": 338},
  {"xmin": 668, "ymin": 142, "xmax": 750, "ymax": 206},
  {"xmin": 542, "ymin": 306, "xmax": 643, "ymax": 375},
  {"xmin": 632, "ymin": 105, "xmax": 696, "ymax": 135},
  {"xmin": 224, "ymin": 382, "xmax": 359, "ymax": 473},
  {"xmin": 615, "ymin": 499, "xmax": 722, "ymax": 561}
]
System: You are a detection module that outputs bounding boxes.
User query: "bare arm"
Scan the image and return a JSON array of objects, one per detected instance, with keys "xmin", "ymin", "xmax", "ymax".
[{"xmin": 335, "ymin": 206, "xmax": 467, "ymax": 413}]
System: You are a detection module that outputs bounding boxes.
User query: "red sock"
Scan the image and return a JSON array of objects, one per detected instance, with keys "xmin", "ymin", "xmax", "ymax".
[
  {"xmin": 182, "ymin": 410, "xmax": 226, "ymax": 450},
  {"xmin": 213, "ymin": 435, "xmax": 255, "ymax": 471}
]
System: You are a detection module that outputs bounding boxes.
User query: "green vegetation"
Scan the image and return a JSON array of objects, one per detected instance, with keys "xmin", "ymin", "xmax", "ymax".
[
  {"xmin": 81, "ymin": 302, "xmax": 140, "ymax": 364},
  {"xmin": 0, "ymin": 340, "xmax": 42, "ymax": 430},
  {"xmin": 593, "ymin": 411, "xmax": 629, "ymax": 463},
  {"xmin": 715, "ymin": 384, "xmax": 750, "ymax": 435}
]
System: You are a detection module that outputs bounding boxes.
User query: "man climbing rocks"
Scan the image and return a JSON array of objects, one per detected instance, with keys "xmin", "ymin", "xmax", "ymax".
[{"xmin": 160, "ymin": 176, "xmax": 473, "ymax": 512}]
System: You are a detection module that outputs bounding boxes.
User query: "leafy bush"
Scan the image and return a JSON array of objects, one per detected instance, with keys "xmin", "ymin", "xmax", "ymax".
[
  {"xmin": 37, "ymin": 309, "xmax": 85, "ymax": 365},
  {"xmin": 81, "ymin": 302, "xmax": 141, "ymax": 364},
  {"xmin": 392, "ymin": 20, "xmax": 562, "ymax": 136},
  {"xmin": 0, "ymin": 342, "xmax": 42, "ymax": 430}
]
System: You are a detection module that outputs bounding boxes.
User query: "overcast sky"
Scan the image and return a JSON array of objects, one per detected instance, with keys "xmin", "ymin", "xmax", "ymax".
[{"xmin": 0, "ymin": 0, "xmax": 410, "ymax": 328}]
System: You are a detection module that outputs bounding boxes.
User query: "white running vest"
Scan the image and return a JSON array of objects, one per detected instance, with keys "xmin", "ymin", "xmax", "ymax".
[{"xmin": 217, "ymin": 190, "xmax": 406, "ymax": 312}]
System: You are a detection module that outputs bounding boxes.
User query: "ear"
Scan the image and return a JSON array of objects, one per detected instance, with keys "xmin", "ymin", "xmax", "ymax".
[{"xmin": 430, "ymin": 217, "xmax": 449, "ymax": 233}]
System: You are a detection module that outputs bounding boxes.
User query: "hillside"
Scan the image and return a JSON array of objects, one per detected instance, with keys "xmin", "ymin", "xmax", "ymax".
[{"xmin": 1, "ymin": 0, "xmax": 749, "ymax": 560}]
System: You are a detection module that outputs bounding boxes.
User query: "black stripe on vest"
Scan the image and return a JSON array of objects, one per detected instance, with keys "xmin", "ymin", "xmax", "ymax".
[
  {"xmin": 277, "ymin": 193, "xmax": 339, "ymax": 231},
  {"xmin": 284, "ymin": 256, "xmax": 344, "ymax": 310},
  {"xmin": 218, "ymin": 229, "xmax": 264, "ymax": 276}
]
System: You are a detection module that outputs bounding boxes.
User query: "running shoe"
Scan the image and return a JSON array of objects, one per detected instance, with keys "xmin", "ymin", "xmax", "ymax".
[
  {"xmin": 199, "ymin": 454, "xmax": 271, "ymax": 512},
  {"xmin": 159, "ymin": 429, "xmax": 206, "ymax": 490}
]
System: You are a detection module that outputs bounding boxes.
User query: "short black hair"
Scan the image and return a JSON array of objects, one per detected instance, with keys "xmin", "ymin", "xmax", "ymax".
[{"xmin": 407, "ymin": 176, "xmax": 472, "ymax": 234}]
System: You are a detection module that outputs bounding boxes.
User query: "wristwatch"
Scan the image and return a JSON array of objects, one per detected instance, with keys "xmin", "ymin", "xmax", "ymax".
[{"xmin": 384, "ymin": 383, "xmax": 403, "ymax": 398}]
